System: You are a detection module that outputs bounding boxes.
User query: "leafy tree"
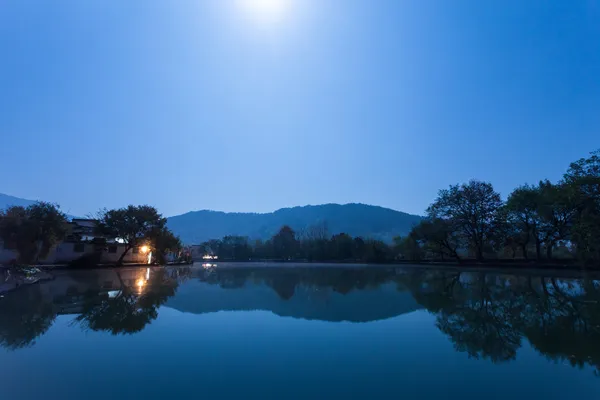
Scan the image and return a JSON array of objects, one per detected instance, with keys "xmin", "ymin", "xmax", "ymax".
[
  {"xmin": 352, "ymin": 237, "xmax": 367, "ymax": 260},
  {"xmin": 199, "ymin": 239, "xmax": 222, "ymax": 257},
  {"xmin": 505, "ymin": 184, "xmax": 542, "ymax": 259},
  {"xmin": 251, "ymin": 239, "xmax": 271, "ymax": 260},
  {"xmin": 219, "ymin": 235, "xmax": 252, "ymax": 260},
  {"xmin": 152, "ymin": 227, "xmax": 182, "ymax": 264},
  {"xmin": 0, "ymin": 206, "xmax": 34, "ymax": 262},
  {"xmin": 411, "ymin": 218, "xmax": 463, "ymax": 260},
  {"xmin": 0, "ymin": 202, "xmax": 67, "ymax": 264},
  {"xmin": 563, "ymin": 150, "xmax": 600, "ymax": 264},
  {"xmin": 393, "ymin": 234, "xmax": 423, "ymax": 261},
  {"xmin": 536, "ymin": 181, "xmax": 577, "ymax": 259},
  {"xmin": 329, "ymin": 233, "xmax": 354, "ymax": 260},
  {"xmin": 272, "ymin": 225, "xmax": 298, "ymax": 259},
  {"xmin": 363, "ymin": 239, "xmax": 391, "ymax": 263},
  {"xmin": 428, "ymin": 180, "xmax": 503, "ymax": 260},
  {"xmin": 97, "ymin": 205, "xmax": 167, "ymax": 265}
]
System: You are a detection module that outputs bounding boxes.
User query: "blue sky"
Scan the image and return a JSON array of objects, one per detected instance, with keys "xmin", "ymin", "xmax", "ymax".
[{"xmin": 1, "ymin": 0, "xmax": 598, "ymax": 217}]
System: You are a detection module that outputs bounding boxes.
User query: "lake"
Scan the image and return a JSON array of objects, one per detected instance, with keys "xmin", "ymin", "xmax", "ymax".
[{"xmin": 1, "ymin": 264, "xmax": 600, "ymax": 399}]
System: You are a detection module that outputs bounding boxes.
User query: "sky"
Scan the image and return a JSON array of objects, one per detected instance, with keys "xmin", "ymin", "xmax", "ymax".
[{"xmin": 1, "ymin": 0, "xmax": 599, "ymax": 217}]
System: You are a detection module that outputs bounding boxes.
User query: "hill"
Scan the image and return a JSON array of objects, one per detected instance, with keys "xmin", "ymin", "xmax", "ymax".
[
  {"xmin": 0, "ymin": 193, "xmax": 78, "ymax": 219},
  {"xmin": 167, "ymin": 203, "xmax": 422, "ymax": 245},
  {"xmin": 1, "ymin": 194, "xmax": 423, "ymax": 244},
  {"xmin": 0, "ymin": 193, "xmax": 37, "ymax": 210}
]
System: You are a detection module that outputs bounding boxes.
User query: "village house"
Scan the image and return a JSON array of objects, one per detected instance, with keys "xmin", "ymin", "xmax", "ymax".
[{"xmin": 0, "ymin": 218, "xmax": 149, "ymax": 265}]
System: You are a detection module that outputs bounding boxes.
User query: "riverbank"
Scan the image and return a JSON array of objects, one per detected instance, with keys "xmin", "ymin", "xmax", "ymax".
[
  {"xmin": 0, "ymin": 266, "xmax": 54, "ymax": 295},
  {"xmin": 190, "ymin": 257, "xmax": 597, "ymax": 270},
  {"xmin": 2, "ymin": 260, "xmax": 598, "ymax": 296},
  {"xmin": 3, "ymin": 257, "xmax": 593, "ymax": 272}
]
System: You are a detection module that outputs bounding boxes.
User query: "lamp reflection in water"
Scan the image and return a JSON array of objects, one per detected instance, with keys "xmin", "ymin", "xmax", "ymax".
[
  {"xmin": 135, "ymin": 268, "xmax": 152, "ymax": 294},
  {"xmin": 136, "ymin": 278, "xmax": 146, "ymax": 294}
]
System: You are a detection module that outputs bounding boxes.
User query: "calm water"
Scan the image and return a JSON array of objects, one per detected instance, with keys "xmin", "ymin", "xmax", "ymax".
[{"xmin": 1, "ymin": 264, "xmax": 600, "ymax": 399}]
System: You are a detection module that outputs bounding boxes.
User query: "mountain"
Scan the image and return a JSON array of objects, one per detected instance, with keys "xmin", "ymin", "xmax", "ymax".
[
  {"xmin": 167, "ymin": 203, "xmax": 422, "ymax": 245},
  {"xmin": 1, "ymin": 193, "xmax": 422, "ymax": 244},
  {"xmin": 0, "ymin": 193, "xmax": 77, "ymax": 219},
  {"xmin": 0, "ymin": 193, "xmax": 38, "ymax": 210}
]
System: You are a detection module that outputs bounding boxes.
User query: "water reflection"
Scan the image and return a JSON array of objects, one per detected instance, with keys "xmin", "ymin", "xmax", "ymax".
[
  {"xmin": 1, "ymin": 265, "xmax": 600, "ymax": 376},
  {"xmin": 74, "ymin": 269, "xmax": 178, "ymax": 335},
  {"xmin": 0, "ymin": 267, "xmax": 182, "ymax": 348},
  {"xmin": 0, "ymin": 284, "xmax": 55, "ymax": 350},
  {"xmin": 403, "ymin": 269, "xmax": 600, "ymax": 374}
]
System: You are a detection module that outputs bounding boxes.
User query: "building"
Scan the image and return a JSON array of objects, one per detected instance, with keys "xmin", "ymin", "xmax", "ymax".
[{"xmin": 0, "ymin": 219, "xmax": 149, "ymax": 266}]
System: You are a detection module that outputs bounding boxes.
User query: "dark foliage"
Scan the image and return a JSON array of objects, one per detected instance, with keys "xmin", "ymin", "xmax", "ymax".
[{"xmin": 0, "ymin": 202, "xmax": 67, "ymax": 264}]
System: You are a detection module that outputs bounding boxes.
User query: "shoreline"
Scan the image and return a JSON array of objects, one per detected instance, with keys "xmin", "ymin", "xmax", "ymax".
[
  {"xmin": 2, "ymin": 260, "xmax": 599, "ymax": 296},
  {"xmin": 191, "ymin": 258, "xmax": 598, "ymax": 270},
  {"xmin": 2, "ymin": 258, "xmax": 595, "ymax": 272}
]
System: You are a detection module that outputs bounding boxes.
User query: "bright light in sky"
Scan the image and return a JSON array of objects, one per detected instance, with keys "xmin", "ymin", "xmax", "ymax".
[{"xmin": 236, "ymin": 0, "xmax": 292, "ymax": 24}]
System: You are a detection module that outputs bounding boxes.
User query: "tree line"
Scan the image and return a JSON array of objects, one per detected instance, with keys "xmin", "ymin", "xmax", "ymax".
[
  {"xmin": 0, "ymin": 204, "xmax": 182, "ymax": 266},
  {"xmin": 2, "ymin": 149, "xmax": 598, "ymax": 266},
  {"xmin": 397, "ymin": 150, "xmax": 600, "ymax": 265},
  {"xmin": 197, "ymin": 150, "xmax": 600, "ymax": 265},
  {"xmin": 197, "ymin": 223, "xmax": 394, "ymax": 263}
]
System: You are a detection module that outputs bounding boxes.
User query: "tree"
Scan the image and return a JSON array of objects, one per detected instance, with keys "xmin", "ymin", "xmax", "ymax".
[
  {"xmin": 0, "ymin": 202, "xmax": 67, "ymax": 264},
  {"xmin": 97, "ymin": 205, "xmax": 167, "ymax": 265},
  {"xmin": 563, "ymin": 150, "xmax": 600, "ymax": 264},
  {"xmin": 428, "ymin": 180, "xmax": 503, "ymax": 260},
  {"xmin": 411, "ymin": 218, "xmax": 463, "ymax": 260},
  {"xmin": 536, "ymin": 181, "xmax": 577, "ymax": 259},
  {"xmin": 352, "ymin": 237, "xmax": 366, "ymax": 260},
  {"xmin": 152, "ymin": 228, "xmax": 182, "ymax": 264},
  {"xmin": 330, "ymin": 233, "xmax": 354, "ymax": 260},
  {"xmin": 220, "ymin": 236, "xmax": 252, "ymax": 260},
  {"xmin": 298, "ymin": 222, "xmax": 330, "ymax": 261},
  {"xmin": 393, "ymin": 234, "xmax": 423, "ymax": 261},
  {"xmin": 505, "ymin": 184, "xmax": 542, "ymax": 259},
  {"xmin": 363, "ymin": 239, "xmax": 391, "ymax": 263},
  {"xmin": 251, "ymin": 239, "xmax": 270, "ymax": 260},
  {"xmin": 272, "ymin": 225, "xmax": 298, "ymax": 259},
  {"xmin": 199, "ymin": 239, "xmax": 223, "ymax": 257}
]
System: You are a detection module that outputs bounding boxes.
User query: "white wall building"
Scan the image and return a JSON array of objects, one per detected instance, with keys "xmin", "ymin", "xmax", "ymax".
[
  {"xmin": 0, "ymin": 219, "xmax": 150, "ymax": 266},
  {"xmin": 0, "ymin": 241, "xmax": 149, "ymax": 265}
]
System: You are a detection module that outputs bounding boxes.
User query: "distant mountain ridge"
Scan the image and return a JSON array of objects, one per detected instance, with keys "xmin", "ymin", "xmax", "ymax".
[
  {"xmin": 167, "ymin": 203, "xmax": 422, "ymax": 245},
  {"xmin": 1, "ymin": 193, "xmax": 423, "ymax": 244},
  {"xmin": 0, "ymin": 193, "xmax": 37, "ymax": 209},
  {"xmin": 0, "ymin": 193, "xmax": 78, "ymax": 219}
]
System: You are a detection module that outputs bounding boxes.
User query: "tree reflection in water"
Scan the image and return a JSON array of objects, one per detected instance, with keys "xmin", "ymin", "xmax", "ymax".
[
  {"xmin": 197, "ymin": 267, "xmax": 396, "ymax": 300},
  {"xmin": 1, "ymin": 265, "xmax": 600, "ymax": 376},
  {"xmin": 75, "ymin": 269, "xmax": 179, "ymax": 335},
  {"xmin": 0, "ymin": 284, "xmax": 56, "ymax": 350},
  {"xmin": 402, "ymin": 269, "xmax": 600, "ymax": 374}
]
